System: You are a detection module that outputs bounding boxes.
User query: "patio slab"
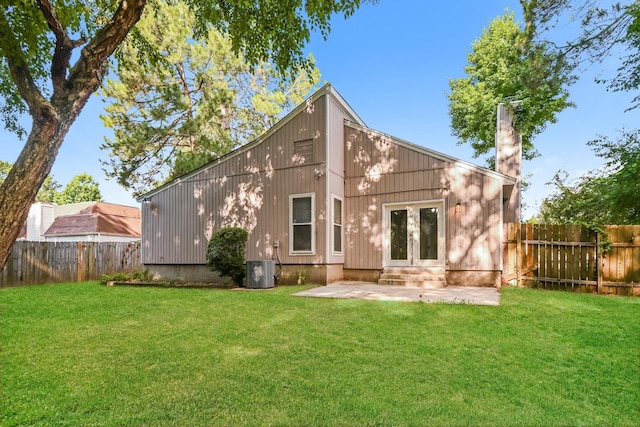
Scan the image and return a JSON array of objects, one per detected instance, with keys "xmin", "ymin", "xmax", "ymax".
[{"xmin": 293, "ymin": 282, "xmax": 500, "ymax": 306}]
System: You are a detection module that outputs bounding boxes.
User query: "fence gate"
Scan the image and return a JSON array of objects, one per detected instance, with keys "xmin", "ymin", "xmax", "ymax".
[{"xmin": 503, "ymin": 223, "xmax": 640, "ymax": 296}]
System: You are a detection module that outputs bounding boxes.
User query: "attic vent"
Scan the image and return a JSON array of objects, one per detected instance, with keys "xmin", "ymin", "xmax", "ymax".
[{"xmin": 294, "ymin": 139, "xmax": 314, "ymax": 163}]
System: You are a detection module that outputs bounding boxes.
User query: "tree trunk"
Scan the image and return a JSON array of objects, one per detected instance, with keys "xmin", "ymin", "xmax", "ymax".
[{"xmin": 0, "ymin": 108, "xmax": 73, "ymax": 269}]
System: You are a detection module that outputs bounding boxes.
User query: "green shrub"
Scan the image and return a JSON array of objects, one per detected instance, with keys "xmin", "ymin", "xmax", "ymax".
[{"xmin": 206, "ymin": 227, "xmax": 248, "ymax": 286}]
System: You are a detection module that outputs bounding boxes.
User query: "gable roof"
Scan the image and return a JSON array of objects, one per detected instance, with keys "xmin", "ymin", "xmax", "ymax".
[
  {"xmin": 44, "ymin": 202, "xmax": 141, "ymax": 238},
  {"xmin": 138, "ymin": 83, "xmax": 365, "ymax": 200},
  {"xmin": 344, "ymin": 120, "xmax": 517, "ymax": 184}
]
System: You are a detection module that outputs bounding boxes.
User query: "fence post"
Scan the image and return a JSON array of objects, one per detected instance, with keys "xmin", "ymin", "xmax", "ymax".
[
  {"xmin": 77, "ymin": 242, "xmax": 84, "ymax": 282},
  {"xmin": 596, "ymin": 232, "xmax": 603, "ymax": 294},
  {"xmin": 516, "ymin": 223, "xmax": 522, "ymax": 286}
]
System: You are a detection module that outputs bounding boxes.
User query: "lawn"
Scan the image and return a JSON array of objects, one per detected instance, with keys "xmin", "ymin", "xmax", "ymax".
[{"xmin": 1, "ymin": 282, "xmax": 638, "ymax": 426}]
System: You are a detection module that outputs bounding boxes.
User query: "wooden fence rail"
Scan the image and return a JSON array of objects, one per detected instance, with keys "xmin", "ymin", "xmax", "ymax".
[
  {"xmin": 0, "ymin": 241, "xmax": 142, "ymax": 287},
  {"xmin": 503, "ymin": 223, "xmax": 640, "ymax": 296}
]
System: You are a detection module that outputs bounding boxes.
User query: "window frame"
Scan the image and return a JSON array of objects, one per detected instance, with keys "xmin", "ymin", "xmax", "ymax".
[
  {"xmin": 331, "ymin": 195, "xmax": 343, "ymax": 255},
  {"xmin": 289, "ymin": 193, "xmax": 315, "ymax": 255}
]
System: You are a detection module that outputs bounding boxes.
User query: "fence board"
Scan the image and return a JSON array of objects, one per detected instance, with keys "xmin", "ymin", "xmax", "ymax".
[
  {"xmin": 1, "ymin": 241, "xmax": 141, "ymax": 287},
  {"xmin": 504, "ymin": 223, "xmax": 640, "ymax": 296}
]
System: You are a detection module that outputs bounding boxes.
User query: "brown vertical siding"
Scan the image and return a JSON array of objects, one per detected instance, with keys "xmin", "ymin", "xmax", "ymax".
[
  {"xmin": 343, "ymin": 124, "xmax": 503, "ymax": 271},
  {"xmin": 142, "ymin": 96, "xmax": 327, "ymax": 265},
  {"xmin": 325, "ymin": 94, "xmax": 353, "ymax": 264},
  {"xmin": 142, "ymin": 85, "xmax": 509, "ymax": 279}
]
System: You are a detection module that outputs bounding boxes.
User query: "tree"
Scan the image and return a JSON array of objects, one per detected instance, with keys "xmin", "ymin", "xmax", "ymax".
[
  {"xmin": 1, "ymin": 163, "xmax": 101, "ymax": 204},
  {"xmin": 100, "ymin": 0, "xmax": 321, "ymax": 196},
  {"xmin": 448, "ymin": 11, "xmax": 575, "ymax": 164},
  {"xmin": 36, "ymin": 176, "xmax": 62, "ymax": 204},
  {"xmin": 1, "ymin": 161, "xmax": 61, "ymax": 203},
  {"xmin": 538, "ymin": 128, "xmax": 640, "ymax": 225},
  {"xmin": 521, "ymin": 0, "xmax": 639, "ymax": 110},
  {"xmin": 0, "ymin": 0, "xmax": 376, "ymax": 270},
  {"xmin": 56, "ymin": 173, "xmax": 103, "ymax": 204}
]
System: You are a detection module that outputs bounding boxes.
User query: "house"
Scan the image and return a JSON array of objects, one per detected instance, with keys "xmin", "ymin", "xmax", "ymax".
[
  {"xmin": 17, "ymin": 202, "xmax": 55, "ymax": 241},
  {"xmin": 18, "ymin": 202, "xmax": 141, "ymax": 242},
  {"xmin": 139, "ymin": 84, "xmax": 520, "ymax": 287}
]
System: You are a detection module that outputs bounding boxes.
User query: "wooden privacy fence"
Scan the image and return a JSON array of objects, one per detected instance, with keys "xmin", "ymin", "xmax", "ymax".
[
  {"xmin": 503, "ymin": 223, "xmax": 640, "ymax": 296},
  {"xmin": 1, "ymin": 241, "xmax": 141, "ymax": 287}
]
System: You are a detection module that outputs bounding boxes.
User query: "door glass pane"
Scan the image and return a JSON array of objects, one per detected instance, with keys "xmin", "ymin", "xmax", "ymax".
[
  {"xmin": 390, "ymin": 210, "xmax": 408, "ymax": 260},
  {"xmin": 420, "ymin": 207, "xmax": 438, "ymax": 260}
]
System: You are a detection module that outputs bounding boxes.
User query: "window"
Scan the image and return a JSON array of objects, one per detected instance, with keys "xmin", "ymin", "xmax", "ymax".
[
  {"xmin": 332, "ymin": 196, "xmax": 343, "ymax": 254},
  {"xmin": 290, "ymin": 193, "xmax": 315, "ymax": 254}
]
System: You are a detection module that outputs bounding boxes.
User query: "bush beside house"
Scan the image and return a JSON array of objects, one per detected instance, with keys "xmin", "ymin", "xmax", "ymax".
[{"xmin": 206, "ymin": 227, "xmax": 248, "ymax": 287}]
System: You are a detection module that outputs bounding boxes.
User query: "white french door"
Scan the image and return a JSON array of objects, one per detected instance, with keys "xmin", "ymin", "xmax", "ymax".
[{"xmin": 383, "ymin": 201, "xmax": 445, "ymax": 267}]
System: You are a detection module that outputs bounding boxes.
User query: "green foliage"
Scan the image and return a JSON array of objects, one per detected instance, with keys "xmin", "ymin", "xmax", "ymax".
[
  {"xmin": 448, "ymin": 11, "xmax": 575, "ymax": 163},
  {"xmin": 0, "ymin": 160, "xmax": 13, "ymax": 186},
  {"xmin": 99, "ymin": 0, "xmax": 322, "ymax": 196},
  {"xmin": 55, "ymin": 173, "xmax": 102, "ymax": 204},
  {"xmin": 35, "ymin": 175, "xmax": 62, "ymax": 203},
  {"xmin": 0, "ymin": 0, "xmax": 374, "ymax": 272},
  {"xmin": 2, "ymin": 164, "xmax": 102, "ymax": 205},
  {"xmin": 0, "ymin": 0, "xmax": 109, "ymax": 136},
  {"xmin": 0, "ymin": 0, "xmax": 373, "ymax": 138},
  {"xmin": 607, "ymin": 2, "xmax": 640, "ymax": 110},
  {"xmin": 522, "ymin": 0, "xmax": 639, "ymax": 111},
  {"xmin": 206, "ymin": 227, "xmax": 248, "ymax": 286},
  {"xmin": 538, "ymin": 128, "xmax": 640, "ymax": 225},
  {"xmin": 1, "ymin": 161, "xmax": 62, "ymax": 203}
]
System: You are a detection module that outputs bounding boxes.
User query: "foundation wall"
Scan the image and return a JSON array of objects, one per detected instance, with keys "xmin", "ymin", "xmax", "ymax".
[
  {"xmin": 145, "ymin": 264, "xmax": 501, "ymax": 288},
  {"xmin": 343, "ymin": 269, "xmax": 382, "ymax": 283},
  {"xmin": 446, "ymin": 270, "xmax": 500, "ymax": 287},
  {"xmin": 146, "ymin": 264, "xmax": 233, "ymax": 284}
]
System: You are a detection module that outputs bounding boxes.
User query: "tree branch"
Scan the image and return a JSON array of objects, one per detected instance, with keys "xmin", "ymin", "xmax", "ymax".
[
  {"xmin": 63, "ymin": 0, "xmax": 147, "ymax": 110},
  {"xmin": 0, "ymin": 10, "xmax": 49, "ymax": 116},
  {"xmin": 37, "ymin": 0, "xmax": 86, "ymax": 93}
]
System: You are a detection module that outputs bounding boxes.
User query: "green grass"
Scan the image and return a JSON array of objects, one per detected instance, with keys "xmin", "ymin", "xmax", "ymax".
[{"xmin": 1, "ymin": 283, "xmax": 639, "ymax": 426}]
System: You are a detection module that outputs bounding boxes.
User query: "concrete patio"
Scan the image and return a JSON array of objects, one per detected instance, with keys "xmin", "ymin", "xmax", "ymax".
[{"xmin": 293, "ymin": 281, "xmax": 500, "ymax": 306}]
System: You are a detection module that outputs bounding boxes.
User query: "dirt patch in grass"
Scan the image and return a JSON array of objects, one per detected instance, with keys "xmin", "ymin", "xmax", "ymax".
[{"xmin": 104, "ymin": 280, "xmax": 234, "ymax": 289}]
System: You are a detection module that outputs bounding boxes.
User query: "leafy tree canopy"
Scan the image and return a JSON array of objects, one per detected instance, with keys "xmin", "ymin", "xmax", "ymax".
[
  {"xmin": 448, "ymin": 11, "xmax": 575, "ymax": 164},
  {"xmin": 36, "ymin": 176, "xmax": 62, "ymax": 204},
  {"xmin": 537, "ymin": 128, "xmax": 640, "ymax": 225},
  {"xmin": 0, "ymin": 0, "xmax": 376, "ymax": 269},
  {"xmin": 0, "ymin": 163, "xmax": 100, "ymax": 204},
  {"xmin": 521, "ymin": 0, "xmax": 639, "ymax": 110},
  {"xmin": 100, "ymin": 0, "xmax": 321, "ymax": 196},
  {"xmin": 2, "ymin": 161, "xmax": 61, "ymax": 203},
  {"xmin": 56, "ymin": 173, "xmax": 103, "ymax": 204}
]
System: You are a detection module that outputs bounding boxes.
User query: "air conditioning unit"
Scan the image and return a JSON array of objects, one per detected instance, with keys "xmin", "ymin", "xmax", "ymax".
[{"xmin": 246, "ymin": 260, "xmax": 275, "ymax": 289}]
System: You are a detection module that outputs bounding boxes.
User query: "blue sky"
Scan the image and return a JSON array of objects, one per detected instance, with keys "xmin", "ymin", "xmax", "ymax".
[{"xmin": 2, "ymin": 0, "xmax": 638, "ymax": 219}]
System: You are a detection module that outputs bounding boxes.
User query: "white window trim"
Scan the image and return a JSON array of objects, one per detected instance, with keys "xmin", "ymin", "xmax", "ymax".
[
  {"xmin": 289, "ymin": 193, "xmax": 315, "ymax": 255},
  {"xmin": 331, "ymin": 195, "xmax": 343, "ymax": 255}
]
